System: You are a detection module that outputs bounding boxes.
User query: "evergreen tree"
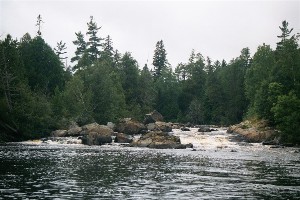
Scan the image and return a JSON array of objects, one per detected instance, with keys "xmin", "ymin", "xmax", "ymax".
[
  {"xmin": 86, "ymin": 16, "xmax": 102, "ymax": 62},
  {"xmin": 19, "ymin": 36, "xmax": 65, "ymax": 95},
  {"xmin": 138, "ymin": 64, "xmax": 156, "ymax": 114},
  {"xmin": 54, "ymin": 40, "xmax": 68, "ymax": 68},
  {"xmin": 102, "ymin": 35, "xmax": 114, "ymax": 60},
  {"xmin": 71, "ymin": 31, "xmax": 87, "ymax": 67},
  {"xmin": 152, "ymin": 40, "xmax": 168, "ymax": 80}
]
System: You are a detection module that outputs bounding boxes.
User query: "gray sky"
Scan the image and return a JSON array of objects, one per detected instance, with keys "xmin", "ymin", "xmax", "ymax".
[{"xmin": 1, "ymin": 0, "xmax": 300, "ymax": 68}]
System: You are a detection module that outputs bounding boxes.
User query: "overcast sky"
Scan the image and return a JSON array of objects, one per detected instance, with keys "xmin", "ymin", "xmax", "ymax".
[{"xmin": 1, "ymin": 0, "xmax": 299, "ymax": 68}]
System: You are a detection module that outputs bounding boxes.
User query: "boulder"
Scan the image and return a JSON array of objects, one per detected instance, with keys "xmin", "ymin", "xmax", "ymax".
[
  {"xmin": 181, "ymin": 127, "xmax": 190, "ymax": 131},
  {"xmin": 227, "ymin": 120, "xmax": 279, "ymax": 143},
  {"xmin": 143, "ymin": 110, "xmax": 164, "ymax": 124},
  {"xmin": 67, "ymin": 124, "xmax": 82, "ymax": 136},
  {"xmin": 82, "ymin": 132, "xmax": 112, "ymax": 146},
  {"xmin": 82, "ymin": 123, "xmax": 113, "ymax": 135},
  {"xmin": 115, "ymin": 118, "xmax": 146, "ymax": 135},
  {"xmin": 198, "ymin": 126, "xmax": 211, "ymax": 132},
  {"xmin": 115, "ymin": 133, "xmax": 133, "ymax": 143},
  {"xmin": 130, "ymin": 131, "xmax": 184, "ymax": 149},
  {"xmin": 81, "ymin": 123, "xmax": 114, "ymax": 145},
  {"xmin": 51, "ymin": 130, "xmax": 67, "ymax": 137},
  {"xmin": 147, "ymin": 122, "xmax": 172, "ymax": 132}
]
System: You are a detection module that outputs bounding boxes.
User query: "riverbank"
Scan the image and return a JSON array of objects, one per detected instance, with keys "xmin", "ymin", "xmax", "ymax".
[{"xmin": 227, "ymin": 119, "xmax": 281, "ymax": 144}]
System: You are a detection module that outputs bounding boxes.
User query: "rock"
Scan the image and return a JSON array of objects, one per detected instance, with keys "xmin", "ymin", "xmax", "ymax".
[
  {"xmin": 282, "ymin": 143, "xmax": 294, "ymax": 147},
  {"xmin": 270, "ymin": 145, "xmax": 284, "ymax": 149},
  {"xmin": 130, "ymin": 131, "xmax": 183, "ymax": 149},
  {"xmin": 82, "ymin": 123, "xmax": 113, "ymax": 135},
  {"xmin": 82, "ymin": 132, "xmax": 112, "ymax": 146},
  {"xmin": 143, "ymin": 110, "xmax": 164, "ymax": 124},
  {"xmin": 146, "ymin": 122, "xmax": 172, "ymax": 132},
  {"xmin": 171, "ymin": 123, "xmax": 181, "ymax": 129},
  {"xmin": 115, "ymin": 133, "xmax": 133, "ymax": 143},
  {"xmin": 155, "ymin": 121, "xmax": 172, "ymax": 132},
  {"xmin": 146, "ymin": 123, "xmax": 156, "ymax": 131},
  {"xmin": 198, "ymin": 126, "xmax": 211, "ymax": 132},
  {"xmin": 51, "ymin": 130, "xmax": 67, "ymax": 137},
  {"xmin": 181, "ymin": 127, "xmax": 190, "ymax": 131},
  {"xmin": 81, "ymin": 123, "xmax": 114, "ymax": 145},
  {"xmin": 262, "ymin": 140, "xmax": 278, "ymax": 145},
  {"xmin": 107, "ymin": 122, "xmax": 116, "ymax": 131},
  {"xmin": 227, "ymin": 120, "xmax": 279, "ymax": 143},
  {"xmin": 67, "ymin": 125, "xmax": 82, "ymax": 136},
  {"xmin": 185, "ymin": 143, "xmax": 193, "ymax": 148},
  {"xmin": 115, "ymin": 118, "xmax": 146, "ymax": 135}
]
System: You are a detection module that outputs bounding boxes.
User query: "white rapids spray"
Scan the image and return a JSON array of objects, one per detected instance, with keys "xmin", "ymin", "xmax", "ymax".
[{"xmin": 172, "ymin": 127, "xmax": 237, "ymax": 150}]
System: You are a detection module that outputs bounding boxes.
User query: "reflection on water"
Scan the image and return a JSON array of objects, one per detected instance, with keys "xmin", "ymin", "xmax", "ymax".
[{"xmin": 0, "ymin": 129, "xmax": 299, "ymax": 199}]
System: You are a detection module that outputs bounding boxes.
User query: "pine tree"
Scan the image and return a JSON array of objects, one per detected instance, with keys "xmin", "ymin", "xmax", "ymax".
[
  {"xmin": 152, "ymin": 40, "xmax": 168, "ymax": 80},
  {"xmin": 54, "ymin": 41, "xmax": 68, "ymax": 67},
  {"xmin": 86, "ymin": 16, "xmax": 102, "ymax": 61},
  {"xmin": 103, "ymin": 35, "xmax": 114, "ymax": 59},
  {"xmin": 71, "ymin": 32, "xmax": 87, "ymax": 63}
]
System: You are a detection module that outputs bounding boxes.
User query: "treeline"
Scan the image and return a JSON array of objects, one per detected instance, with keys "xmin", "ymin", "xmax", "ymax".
[{"xmin": 0, "ymin": 17, "xmax": 299, "ymax": 143}]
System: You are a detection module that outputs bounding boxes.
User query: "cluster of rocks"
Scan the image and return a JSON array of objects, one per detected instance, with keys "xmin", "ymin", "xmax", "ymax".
[
  {"xmin": 227, "ymin": 120, "xmax": 280, "ymax": 143},
  {"xmin": 50, "ymin": 110, "xmax": 192, "ymax": 149}
]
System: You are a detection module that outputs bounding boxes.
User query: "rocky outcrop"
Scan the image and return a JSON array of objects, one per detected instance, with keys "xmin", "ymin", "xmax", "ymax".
[
  {"xmin": 115, "ymin": 118, "xmax": 147, "ymax": 135},
  {"xmin": 130, "ymin": 131, "xmax": 185, "ymax": 149},
  {"xmin": 146, "ymin": 121, "xmax": 172, "ymax": 132},
  {"xmin": 143, "ymin": 110, "xmax": 164, "ymax": 124},
  {"xmin": 81, "ymin": 123, "xmax": 114, "ymax": 145},
  {"xmin": 227, "ymin": 120, "xmax": 279, "ymax": 143}
]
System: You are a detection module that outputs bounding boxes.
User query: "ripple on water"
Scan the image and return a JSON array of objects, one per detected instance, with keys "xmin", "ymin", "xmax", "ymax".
[{"xmin": 0, "ymin": 131, "xmax": 300, "ymax": 199}]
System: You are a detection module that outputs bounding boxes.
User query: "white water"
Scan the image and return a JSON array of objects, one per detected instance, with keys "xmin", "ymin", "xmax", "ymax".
[{"xmin": 173, "ymin": 128, "xmax": 236, "ymax": 150}]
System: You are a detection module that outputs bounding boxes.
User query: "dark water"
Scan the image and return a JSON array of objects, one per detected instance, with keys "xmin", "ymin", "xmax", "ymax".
[{"xmin": 0, "ymin": 130, "xmax": 299, "ymax": 199}]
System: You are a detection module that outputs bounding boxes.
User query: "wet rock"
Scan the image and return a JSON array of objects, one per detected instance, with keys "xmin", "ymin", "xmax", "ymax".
[
  {"xmin": 67, "ymin": 124, "xmax": 82, "ymax": 136},
  {"xmin": 115, "ymin": 118, "xmax": 146, "ymax": 135},
  {"xmin": 115, "ymin": 133, "xmax": 133, "ymax": 143},
  {"xmin": 181, "ymin": 127, "xmax": 190, "ymax": 131},
  {"xmin": 155, "ymin": 122, "xmax": 172, "ymax": 132},
  {"xmin": 143, "ymin": 110, "xmax": 164, "ymax": 124},
  {"xmin": 130, "ymin": 131, "xmax": 183, "ymax": 149},
  {"xmin": 185, "ymin": 143, "xmax": 193, "ymax": 148},
  {"xmin": 51, "ymin": 130, "xmax": 67, "ymax": 137},
  {"xmin": 227, "ymin": 120, "xmax": 279, "ymax": 143},
  {"xmin": 82, "ymin": 132, "xmax": 112, "ymax": 145},
  {"xmin": 81, "ymin": 123, "xmax": 114, "ymax": 145},
  {"xmin": 198, "ymin": 126, "xmax": 211, "ymax": 132},
  {"xmin": 147, "ymin": 122, "xmax": 172, "ymax": 132}
]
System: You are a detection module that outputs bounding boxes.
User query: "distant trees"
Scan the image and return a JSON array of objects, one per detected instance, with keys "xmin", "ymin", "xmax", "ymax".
[{"xmin": 0, "ymin": 19, "xmax": 299, "ymax": 144}]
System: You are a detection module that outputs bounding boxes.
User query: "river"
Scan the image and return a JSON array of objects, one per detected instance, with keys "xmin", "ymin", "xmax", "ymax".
[{"xmin": 0, "ymin": 128, "xmax": 299, "ymax": 199}]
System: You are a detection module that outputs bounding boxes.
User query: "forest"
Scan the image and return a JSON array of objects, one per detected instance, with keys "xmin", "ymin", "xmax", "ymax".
[{"xmin": 0, "ymin": 17, "xmax": 299, "ymax": 143}]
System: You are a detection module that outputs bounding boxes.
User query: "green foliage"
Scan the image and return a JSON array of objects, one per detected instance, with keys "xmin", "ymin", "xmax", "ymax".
[
  {"xmin": 153, "ymin": 40, "xmax": 168, "ymax": 80},
  {"xmin": 271, "ymin": 92, "xmax": 300, "ymax": 143},
  {"xmin": 1, "ymin": 19, "xmax": 299, "ymax": 144},
  {"xmin": 20, "ymin": 36, "xmax": 65, "ymax": 95}
]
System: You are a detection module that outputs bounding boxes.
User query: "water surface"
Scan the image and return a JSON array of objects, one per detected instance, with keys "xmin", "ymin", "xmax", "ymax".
[{"xmin": 0, "ymin": 129, "xmax": 299, "ymax": 199}]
